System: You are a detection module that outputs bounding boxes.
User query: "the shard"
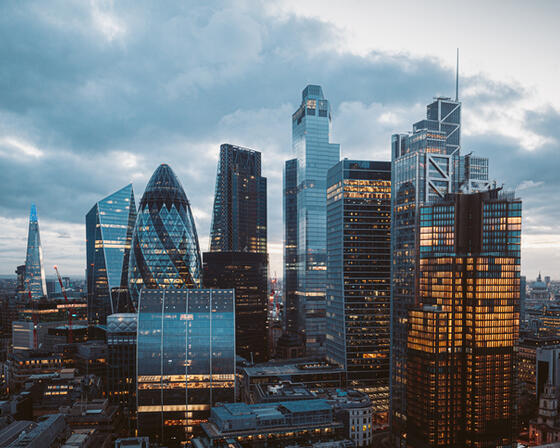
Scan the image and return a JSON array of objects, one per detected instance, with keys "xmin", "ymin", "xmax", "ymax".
[
  {"xmin": 24, "ymin": 204, "xmax": 47, "ymax": 300},
  {"xmin": 128, "ymin": 164, "xmax": 202, "ymax": 308}
]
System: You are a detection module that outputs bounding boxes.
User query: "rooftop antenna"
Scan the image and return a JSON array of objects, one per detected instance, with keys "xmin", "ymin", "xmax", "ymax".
[{"xmin": 455, "ymin": 48, "xmax": 459, "ymax": 101}]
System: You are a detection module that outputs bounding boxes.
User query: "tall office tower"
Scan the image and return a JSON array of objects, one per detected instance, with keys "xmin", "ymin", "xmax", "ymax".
[
  {"xmin": 391, "ymin": 95, "xmax": 466, "ymax": 442},
  {"xmin": 23, "ymin": 204, "xmax": 47, "ymax": 300},
  {"xmin": 407, "ymin": 189, "xmax": 521, "ymax": 448},
  {"xmin": 326, "ymin": 160, "xmax": 391, "ymax": 426},
  {"xmin": 209, "ymin": 144, "xmax": 267, "ymax": 254},
  {"xmin": 128, "ymin": 164, "xmax": 202, "ymax": 308},
  {"xmin": 205, "ymin": 144, "xmax": 269, "ymax": 361},
  {"xmin": 107, "ymin": 313, "xmax": 137, "ymax": 433},
  {"xmin": 203, "ymin": 251, "xmax": 268, "ymax": 362},
  {"xmin": 283, "ymin": 158, "xmax": 299, "ymax": 335},
  {"xmin": 292, "ymin": 85, "xmax": 340, "ymax": 355},
  {"xmin": 136, "ymin": 288, "xmax": 235, "ymax": 446},
  {"xmin": 86, "ymin": 184, "xmax": 137, "ymax": 325}
]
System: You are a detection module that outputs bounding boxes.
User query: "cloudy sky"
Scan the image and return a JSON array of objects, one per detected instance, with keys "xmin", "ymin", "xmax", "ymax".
[{"xmin": 1, "ymin": 0, "xmax": 559, "ymax": 280}]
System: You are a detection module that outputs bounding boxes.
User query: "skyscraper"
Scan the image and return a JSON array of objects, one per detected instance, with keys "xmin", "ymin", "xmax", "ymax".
[
  {"xmin": 390, "ymin": 95, "xmax": 483, "ymax": 442},
  {"xmin": 283, "ymin": 158, "xmax": 299, "ymax": 336},
  {"xmin": 205, "ymin": 144, "xmax": 269, "ymax": 362},
  {"xmin": 128, "ymin": 164, "xmax": 202, "ymax": 308},
  {"xmin": 86, "ymin": 184, "xmax": 137, "ymax": 324},
  {"xmin": 136, "ymin": 288, "xmax": 235, "ymax": 446},
  {"xmin": 326, "ymin": 160, "xmax": 391, "ymax": 427},
  {"xmin": 407, "ymin": 188, "xmax": 521, "ymax": 447},
  {"xmin": 292, "ymin": 85, "xmax": 340, "ymax": 355},
  {"xmin": 23, "ymin": 204, "xmax": 47, "ymax": 300},
  {"xmin": 209, "ymin": 144, "xmax": 267, "ymax": 254}
]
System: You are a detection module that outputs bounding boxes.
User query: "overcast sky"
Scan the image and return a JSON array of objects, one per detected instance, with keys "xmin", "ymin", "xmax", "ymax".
[{"xmin": 0, "ymin": 0, "xmax": 558, "ymax": 280}]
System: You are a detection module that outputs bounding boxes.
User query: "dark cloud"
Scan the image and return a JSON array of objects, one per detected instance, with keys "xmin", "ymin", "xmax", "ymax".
[{"xmin": 0, "ymin": 0, "xmax": 558, "ymax": 277}]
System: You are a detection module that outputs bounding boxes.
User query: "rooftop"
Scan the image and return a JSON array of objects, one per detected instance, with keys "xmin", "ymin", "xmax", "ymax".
[{"xmin": 243, "ymin": 359, "xmax": 344, "ymax": 377}]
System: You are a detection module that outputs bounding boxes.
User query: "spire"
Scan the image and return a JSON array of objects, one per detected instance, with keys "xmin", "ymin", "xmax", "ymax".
[
  {"xmin": 455, "ymin": 48, "xmax": 459, "ymax": 101},
  {"xmin": 30, "ymin": 203, "xmax": 37, "ymax": 222}
]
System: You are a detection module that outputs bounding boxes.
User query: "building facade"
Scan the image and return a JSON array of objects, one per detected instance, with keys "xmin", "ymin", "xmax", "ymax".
[
  {"xmin": 136, "ymin": 288, "xmax": 235, "ymax": 446},
  {"xmin": 209, "ymin": 143, "xmax": 267, "ymax": 254},
  {"xmin": 128, "ymin": 164, "xmax": 202, "ymax": 307},
  {"xmin": 390, "ymin": 96, "xmax": 494, "ymax": 442},
  {"xmin": 292, "ymin": 85, "xmax": 340, "ymax": 355},
  {"xmin": 23, "ymin": 204, "xmax": 47, "ymax": 300},
  {"xmin": 86, "ymin": 184, "xmax": 137, "ymax": 325},
  {"xmin": 326, "ymin": 160, "xmax": 391, "ymax": 425},
  {"xmin": 406, "ymin": 189, "xmax": 521, "ymax": 448},
  {"xmin": 283, "ymin": 158, "xmax": 299, "ymax": 337},
  {"xmin": 206, "ymin": 144, "xmax": 269, "ymax": 362},
  {"xmin": 107, "ymin": 313, "xmax": 137, "ymax": 434},
  {"xmin": 203, "ymin": 251, "xmax": 268, "ymax": 363},
  {"xmin": 198, "ymin": 400, "xmax": 344, "ymax": 448}
]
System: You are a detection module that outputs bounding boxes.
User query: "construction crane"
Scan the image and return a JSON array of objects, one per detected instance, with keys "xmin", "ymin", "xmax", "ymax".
[{"xmin": 54, "ymin": 265, "xmax": 73, "ymax": 344}]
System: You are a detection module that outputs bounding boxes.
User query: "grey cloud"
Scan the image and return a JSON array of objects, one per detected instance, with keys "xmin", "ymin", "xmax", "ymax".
[{"xmin": 0, "ymin": 0, "xmax": 558, "ymax": 277}]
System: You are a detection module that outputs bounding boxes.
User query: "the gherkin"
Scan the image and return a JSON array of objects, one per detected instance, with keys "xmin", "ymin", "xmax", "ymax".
[{"xmin": 128, "ymin": 164, "xmax": 202, "ymax": 308}]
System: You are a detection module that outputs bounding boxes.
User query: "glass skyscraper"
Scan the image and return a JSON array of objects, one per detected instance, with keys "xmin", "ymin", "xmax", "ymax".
[
  {"xmin": 136, "ymin": 288, "xmax": 235, "ymax": 446},
  {"xmin": 23, "ymin": 204, "xmax": 47, "ymax": 300},
  {"xmin": 391, "ymin": 96, "xmax": 465, "ymax": 443},
  {"xmin": 292, "ymin": 85, "xmax": 340, "ymax": 355},
  {"xmin": 326, "ymin": 160, "xmax": 391, "ymax": 427},
  {"xmin": 128, "ymin": 164, "xmax": 202, "ymax": 308},
  {"xmin": 407, "ymin": 189, "xmax": 521, "ymax": 448},
  {"xmin": 205, "ymin": 143, "xmax": 269, "ymax": 361},
  {"xmin": 86, "ymin": 184, "xmax": 137, "ymax": 324},
  {"xmin": 209, "ymin": 144, "xmax": 267, "ymax": 254},
  {"xmin": 283, "ymin": 158, "xmax": 299, "ymax": 335}
]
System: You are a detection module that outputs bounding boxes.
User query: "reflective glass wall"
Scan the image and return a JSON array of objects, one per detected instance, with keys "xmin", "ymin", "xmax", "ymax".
[
  {"xmin": 137, "ymin": 288, "xmax": 235, "ymax": 446},
  {"xmin": 292, "ymin": 85, "xmax": 340, "ymax": 355},
  {"xmin": 86, "ymin": 184, "xmax": 136, "ymax": 324},
  {"xmin": 128, "ymin": 164, "xmax": 202, "ymax": 308},
  {"xmin": 326, "ymin": 160, "xmax": 391, "ymax": 427}
]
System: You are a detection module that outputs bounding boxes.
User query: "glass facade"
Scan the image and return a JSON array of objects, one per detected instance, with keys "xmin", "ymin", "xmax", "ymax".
[
  {"xmin": 24, "ymin": 204, "xmax": 47, "ymax": 300},
  {"xmin": 283, "ymin": 158, "xmax": 299, "ymax": 335},
  {"xmin": 86, "ymin": 184, "xmax": 137, "ymax": 324},
  {"xmin": 326, "ymin": 160, "xmax": 391, "ymax": 426},
  {"xmin": 407, "ymin": 189, "xmax": 521, "ymax": 448},
  {"xmin": 292, "ymin": 85, "xmax": 340, "ymax": 355},
  {"xmin": 136, "ymin": 288, "xmax": 235, "ymax": 446},
  {"xmin": 128, "ymin": 164, "xmax": 202, "ymax": 308},
  {"xmin": 209, "ymin": 144, "xmax": 267, "ymax": 254},
  {"xmin": 203, "ymin": 251, "xmax": 268, "ymax": 363},
  {"xmin": 107, "ymin": 313, "xmax": 137, "ymax": 433},
  {"xmin": 391, "ymin": 97, "xmax": 462, "ymax": 443}
]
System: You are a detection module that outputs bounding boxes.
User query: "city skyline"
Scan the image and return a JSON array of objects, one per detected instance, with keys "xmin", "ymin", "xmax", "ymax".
[{"xmin": 1, "ymin": 1, "xmax": 559, "ymax": 280}]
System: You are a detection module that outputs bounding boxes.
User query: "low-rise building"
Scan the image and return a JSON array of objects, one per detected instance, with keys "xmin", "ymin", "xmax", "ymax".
[
  {"xmin": 5, "ymin": 413, "xmax": 67, "ymax": 448},
  {"xmin": 196, "ymin": 400, "xmax": 344, "ymax": 448},
  {"xmin": 252, "ymin": 382, "xmax": 374, "ymax": 445},
  {"xmin": 5, "ymin": 351, "xmax": 62, "ymax": 393},
  {"xmin": 239, "ymin": 359, "xmax": 345, "ymax": 404}
]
